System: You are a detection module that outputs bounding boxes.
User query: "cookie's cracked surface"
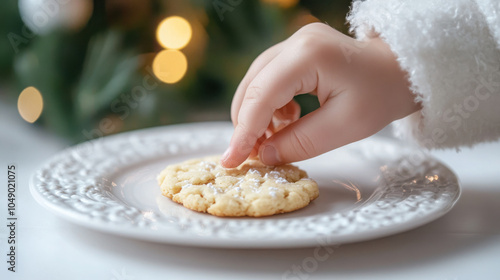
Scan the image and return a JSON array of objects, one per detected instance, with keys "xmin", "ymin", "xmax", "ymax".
[{"xmin": 157, "ymin": 156, "xmax": 319, "ymax": 217}]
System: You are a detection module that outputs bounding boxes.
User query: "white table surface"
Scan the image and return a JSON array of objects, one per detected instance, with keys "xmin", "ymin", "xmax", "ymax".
[{"xmin": 1, "ymin": 102, "xmax": 499, "ymax": 280}]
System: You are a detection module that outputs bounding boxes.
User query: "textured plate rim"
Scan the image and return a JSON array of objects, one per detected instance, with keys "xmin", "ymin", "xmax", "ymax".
[{"xmin": 29, "ymin": 122, "xmax": 461, "ymax": 248}]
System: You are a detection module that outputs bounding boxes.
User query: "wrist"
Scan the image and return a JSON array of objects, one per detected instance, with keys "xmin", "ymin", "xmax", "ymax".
[{"xmin": 368, "ymin": 36, "xmax": 421, "ymax": 121}]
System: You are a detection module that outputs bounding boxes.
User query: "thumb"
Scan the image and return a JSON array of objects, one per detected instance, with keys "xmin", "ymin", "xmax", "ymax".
[{"xmin": 258, "ymin": 97, "xmax": 372, "ymax": 165}]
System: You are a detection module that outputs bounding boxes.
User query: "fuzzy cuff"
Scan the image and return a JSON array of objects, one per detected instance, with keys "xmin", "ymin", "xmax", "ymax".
[{"xmin": 348, "ymin": 0, "xmax": 500, "ymax": 148}]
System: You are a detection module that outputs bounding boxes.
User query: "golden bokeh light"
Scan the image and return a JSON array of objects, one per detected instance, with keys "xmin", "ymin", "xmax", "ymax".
[
  {"xmin": 156, "ymin": 16, "xmax": 192, "ymax": 50},
  {"xmin": 17, "ymin": 86, "xmax": 44, "ymax": 123},
  {"xmin": 152, "ymin": 49, "xmax": 188, "ymax": 84}
]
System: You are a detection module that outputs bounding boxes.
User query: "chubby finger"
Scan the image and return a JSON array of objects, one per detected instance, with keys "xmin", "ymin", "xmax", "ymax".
[
  {"xmin": 250, "ymin": 101, "xmax": 300, "ymax": 159},
  {"xmin": 221, "ymin": 51, "xmax": 316, "ymax": 168},
  {"xmin": 231, "ymin": 42, "xmax": 285, "ymax": 126}
]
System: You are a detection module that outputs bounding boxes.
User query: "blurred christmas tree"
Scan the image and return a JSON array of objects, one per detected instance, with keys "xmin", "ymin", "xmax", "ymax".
[{"xmin": 1, "ymin": 0, "xmax": 351, "ymax": 142}]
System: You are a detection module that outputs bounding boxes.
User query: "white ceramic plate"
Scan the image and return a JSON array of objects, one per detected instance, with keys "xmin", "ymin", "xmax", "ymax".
[{"xmin": 30, "ymin": 122, "xmax": 460, "ymax": 248}]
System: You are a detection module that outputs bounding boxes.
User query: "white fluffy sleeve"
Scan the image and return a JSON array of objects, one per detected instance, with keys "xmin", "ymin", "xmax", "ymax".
[{"xmin": 348, "ymin": 0, "xmax": 500, "ymax": 149}]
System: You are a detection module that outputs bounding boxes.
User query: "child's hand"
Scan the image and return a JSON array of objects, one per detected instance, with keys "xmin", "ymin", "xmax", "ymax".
[{"xmin": 221, "ymin": 23, "xmax": 420, "ymax": 168}]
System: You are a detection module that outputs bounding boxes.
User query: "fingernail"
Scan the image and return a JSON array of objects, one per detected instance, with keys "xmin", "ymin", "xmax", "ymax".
[{"xmin": 261, "ymin": 145, "xmax": 280, "ymax": 165}]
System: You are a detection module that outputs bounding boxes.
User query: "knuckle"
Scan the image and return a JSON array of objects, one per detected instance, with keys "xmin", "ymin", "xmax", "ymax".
[
  {"xmin": 294, "ymin": 32, "xmax": 319, "ymax": 50},
  {"xmin": 297, "ymin": 22, "xmax": 329, "ymax": 33},
  {"xmin": 244, "ymin": 85, "xmax": 266, "ymax": 104},
  {"xmin": 290, "ymin": 129, "xmax": 317, "ymax": 160},
  {"xmin": 234, "ymin": 123, "xmax": 259, "ymax": 155},
  {"xmin": 235, "ymin": 139, "xmax": 254, "ymax": 155},
  {"xmin": 293, "ymin": 33, "xmax": 329, "ymax": 57},
  {"xmin": 237, "ymin": 122, "xmax": 261, "ymax": 142}
]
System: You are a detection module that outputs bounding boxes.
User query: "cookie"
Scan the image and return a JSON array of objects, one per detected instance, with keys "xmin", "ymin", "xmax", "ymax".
[{"xmin": 157, "ymin": 156, "xmax": 319, "ymax": 217}]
